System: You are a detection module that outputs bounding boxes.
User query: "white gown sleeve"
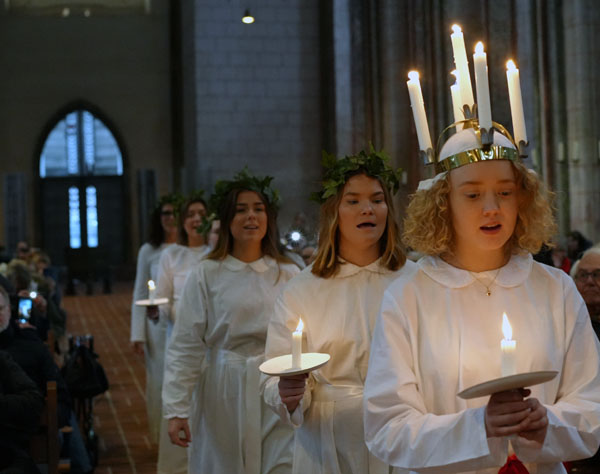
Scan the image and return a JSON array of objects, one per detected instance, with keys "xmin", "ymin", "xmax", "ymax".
[
  {"xmin": 130, "ymin": 243, "xmax": 152, "ymax": 343},
  {"xmin": 156, "ymin": 250, "xmax": 174, "ymax": 324},
  {"xmin": 261, "ymin": 284, "xmax": 313, "ymax": 427},
  {"xmin": 513, "ymin": 279, "xmax": 600, "ymax": 463},
  {"xmin": 162, "ymin": 267, "xmax": 208, "ymax": 419},
  {"xmin": 364, "ymin": 291, "xmax": 508, "ymax": 473}
]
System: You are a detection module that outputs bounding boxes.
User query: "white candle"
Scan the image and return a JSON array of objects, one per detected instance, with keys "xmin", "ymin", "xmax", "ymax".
[
  {"xmin": 148, "ymin": 279, "xmax": 156, "ymax": 304},
  {"xmin": 450, "ymin": 24, "xmax": 475, "ymax": 108},
  {"xmin": 506, "ymin": 60, "xmax": 527, "ymax": 145},
  {"xmin": 473, "ymin": 42, "xmax": 492, "ymax": 131},
  {"xmin": 450, "ymin": 70, "xmax": 463, "ymax": 131},
  {"xmin": 292, "ymin": 318, "xmax": 303, "ymax": 369},
  {"xmin": 501, "ymin": 312, "xmax": 516, "ymax": 376},
  {"xmin": 406, "ymin": 71, "xmax": 433, "ymax": 151}
]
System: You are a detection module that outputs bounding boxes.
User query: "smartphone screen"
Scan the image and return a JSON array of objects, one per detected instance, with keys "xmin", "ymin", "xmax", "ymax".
[{"xmin": 18, "ymin": 298, "xmax": 33, "ymax": 323}]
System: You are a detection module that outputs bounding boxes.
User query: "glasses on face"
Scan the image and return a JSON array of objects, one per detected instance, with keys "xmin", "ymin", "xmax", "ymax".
[
  {"xmin": 575, "ymin": 269, "xmax": 600, "ymax": 284},
  {"xmin": 161, "ymin": 211, "xmax": 175, "ymax": 217}
]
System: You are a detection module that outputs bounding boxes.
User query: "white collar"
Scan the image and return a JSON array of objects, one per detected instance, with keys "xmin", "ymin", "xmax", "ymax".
[
  {"xmin": 418, "ymin": 253, "xmax": 533, "ymax": 289},
  {"xmin": 336, "ymin": 257, "xmax": 394, "ymax": 278},
  {"xmin": 222, "ymin": 255, "xmax": 273, "ymax": 273}
]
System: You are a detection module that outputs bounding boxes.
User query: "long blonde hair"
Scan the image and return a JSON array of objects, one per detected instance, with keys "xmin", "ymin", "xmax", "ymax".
[{"xmin": 311, "ymin": 171, "xmax": 406, "ymax": 278}]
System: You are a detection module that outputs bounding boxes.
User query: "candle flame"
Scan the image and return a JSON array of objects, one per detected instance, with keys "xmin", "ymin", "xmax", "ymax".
[
  {"xmin": 502, "ymin": 312, "xmax": 512, "ymax": 340},
  {"xmin": 148, "ymin": 280, "xmax": 155, "ymax": 291},
  {"xmin": 475, "ymin": 41, "xmax": 484, "ymax": 54},
  {"xmin": 451, "ymin": 24, "xmax": 462, "ymax": 34},
  {"xmin": 506, "ymin": 59, "xmax": 517, "ymax": 71},
  {"xmin": 295, "ymin": 318, "xmax": 304, "ymax": 333},
  {"xmin": 451, "ymin": 69, "xmax": 459, "ymax": 81},
  {"xmin": 408, "ymin": 70, "xmax": 419, "ymax": 82}
]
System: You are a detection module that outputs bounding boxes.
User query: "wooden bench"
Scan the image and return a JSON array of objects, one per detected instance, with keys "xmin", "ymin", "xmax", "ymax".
[{"xmin": 30, "ymin": 380, "xmax": 60, "ymax": 474}]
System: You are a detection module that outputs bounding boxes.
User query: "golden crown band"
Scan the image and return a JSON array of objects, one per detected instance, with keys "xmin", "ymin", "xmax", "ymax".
[{"xmin": 436, "ymin": 145, "xmax": 520, "ymax": 173}]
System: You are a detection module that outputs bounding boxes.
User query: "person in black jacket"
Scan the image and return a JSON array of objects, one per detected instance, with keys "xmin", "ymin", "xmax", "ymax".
[{"xmin": 0, "ymin": 350, "xmax": 43, "ymax": 474}]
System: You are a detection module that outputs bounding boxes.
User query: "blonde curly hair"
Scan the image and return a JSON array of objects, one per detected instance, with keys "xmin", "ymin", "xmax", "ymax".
[{"xmin": 403, "ymin": 161, "xmax": 557, "ymax": 256}]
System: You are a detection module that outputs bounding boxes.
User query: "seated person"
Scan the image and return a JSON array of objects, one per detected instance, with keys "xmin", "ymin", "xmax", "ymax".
[
  {"xmin": 572, "ymin": 247, "xmax": 600, "ymax": 337},
  {"xmin": 6, "ymin": 261, "xmax": 50, "ymax": 341},
  {"xmin": 0, "ymin": 286, "xmax": 92, "ymax": 473},
  {"xmin": 0, "ymin": 350, "xmax": 43, "ymax": 474}
]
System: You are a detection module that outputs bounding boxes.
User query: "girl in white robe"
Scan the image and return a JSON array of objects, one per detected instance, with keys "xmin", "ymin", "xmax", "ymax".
[
  {"xmin": 262, "ymin": 150, "xmax": 414, "ymax": 474},
  {"xmin": 130, "ymin": 195, "xmax": 178, "ymax": 443},
  {"xmin": 364, "ymin": 128, "xmax": 600, "ymax": 473},
  {"xmin": 155, "ymin": 195, "xmax": 211, "ymax": 474},
  {"xmin": 162, "ymin": 171, "xmax": 300, "ymax": 473}
]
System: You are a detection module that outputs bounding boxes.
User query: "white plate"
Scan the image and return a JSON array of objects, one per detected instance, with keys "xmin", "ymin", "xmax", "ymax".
[
  {"xmin": 135, "ymin": 297, "xmax": 169, "ymax": 307},
  {"xmin": 259, "ymin": 353, "xmax": 330, "ymax": 377},
  {"xmin": 457, "ymin": 370, "xmax": 558, "ymax": 399}
]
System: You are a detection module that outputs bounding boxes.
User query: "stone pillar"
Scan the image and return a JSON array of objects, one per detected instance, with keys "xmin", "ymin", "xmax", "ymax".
[{"xmin": 564, "ymin": 0, "xmax": 600, "ymax": 243}]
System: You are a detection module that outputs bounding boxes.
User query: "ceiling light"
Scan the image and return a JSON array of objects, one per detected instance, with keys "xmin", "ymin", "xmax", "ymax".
[{"xmin": 242, "ymin": 9, "xmax": 254, "ymax": 24}]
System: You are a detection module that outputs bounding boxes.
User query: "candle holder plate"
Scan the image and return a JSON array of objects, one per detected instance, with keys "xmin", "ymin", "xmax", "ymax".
[
  {"xmin": 135, "ymin": 297, "xmax": 169, "ymax": 307},
  {"xmin": 458, "ymin": 370, "xmax": 558, "ymax": 399},
  {"xmin": 259, "ymin": 353, "xmax": 330, "ymax": 377}
]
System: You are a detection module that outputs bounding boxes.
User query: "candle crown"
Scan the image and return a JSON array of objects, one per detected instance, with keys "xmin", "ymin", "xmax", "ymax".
[{"xmin": 408, "ymin": 25, "xmax": 528, "ymax": 188}]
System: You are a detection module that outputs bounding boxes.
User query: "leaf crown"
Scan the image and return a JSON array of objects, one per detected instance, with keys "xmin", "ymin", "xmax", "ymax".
[
  {"xmin": 208, "ymin": 167, "xmax": 280, "ymax": 218},
  {"xmin": 155, "ymin": 192, "xmax": 185, "ymax": 216},
  {"xmin": 310, "ymin": 146, "xmax": 402, "ymax": 204}
]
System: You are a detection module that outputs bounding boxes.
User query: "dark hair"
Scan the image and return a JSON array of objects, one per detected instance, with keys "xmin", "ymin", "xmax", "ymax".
[
  {"xmin": 207, "ymin": 188, "xmax": 288, "ymax": 264},
  {"xmin": 177, "ymin": 197, "xmax": 208, "ymax": 246},
  {"xmin": 148, "ymin": 203, "xmax": 172, "ymax": 248}
]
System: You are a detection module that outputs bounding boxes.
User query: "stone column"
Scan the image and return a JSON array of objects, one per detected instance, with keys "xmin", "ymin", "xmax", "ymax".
[{"xmin": 564, "ymin": 0, "xmax": 600, "ymax": 243}]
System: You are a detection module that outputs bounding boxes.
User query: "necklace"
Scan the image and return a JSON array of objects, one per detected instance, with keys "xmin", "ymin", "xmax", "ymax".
[{"xmin": 469, "ymin": 268, "xmax": 502, "ymax": 296}]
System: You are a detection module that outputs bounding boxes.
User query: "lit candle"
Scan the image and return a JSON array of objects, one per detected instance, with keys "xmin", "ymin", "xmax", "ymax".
[
  {"xmin": 450, "ymin": 70, "xmax": 463, "ymax": 131},
  {"xmin": 148, "ymin": 280, "xmax": 156, "ymax": 304},
  {"xmin": 406, "ymin": 71, "xmax": 433, "ymax": 151},
  {"xmin": 473, "ymin": 42, "xmax": 492, "ymax": 131},
  {"xmin": 506, "ymin": 60, "xmax": 527, "ymax": 145},
  {"xmin": 450, "ymin": 24, "xmax": 475, "ymax": 108},
  {"xmin": 501, "ymin": 312, "xmax": 516, "ymax": 376},
  {"xmin": 292, "ymin": 318, "xmax": 303, "ymax": 369}
]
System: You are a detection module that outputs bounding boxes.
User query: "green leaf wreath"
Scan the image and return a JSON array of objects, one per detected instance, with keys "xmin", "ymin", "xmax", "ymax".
[{"xmin": 310, "ymin": 146, "xmax": 402, "ymax": 204}]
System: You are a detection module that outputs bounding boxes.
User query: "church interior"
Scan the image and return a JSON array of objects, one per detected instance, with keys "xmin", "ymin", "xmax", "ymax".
[{"xmin": 0, "ymin": 1, "xmax": 599, "ymax": 473}]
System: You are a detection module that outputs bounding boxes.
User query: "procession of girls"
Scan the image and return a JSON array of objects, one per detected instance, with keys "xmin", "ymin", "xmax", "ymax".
[
  {"xmin": 130, "ymin": 139, "xmax": 600, "ymax": 474},
  {"xmin": 129, "ymin": 25, "xmax": 600, "ymax": 472}
]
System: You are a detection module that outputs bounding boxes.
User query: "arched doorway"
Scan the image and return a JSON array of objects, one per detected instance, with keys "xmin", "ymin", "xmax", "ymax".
[{"xmin": 38, "ymin": 107, "xmax": 128, "ymax": 292}]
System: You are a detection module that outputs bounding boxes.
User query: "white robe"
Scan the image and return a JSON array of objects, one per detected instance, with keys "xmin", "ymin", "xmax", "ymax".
[
  {"xmin": 262, "ymin": 258, "xmax": 416, "ymax": 474},
  {"xmin": 156, "ymin": 244, "xmax": 211, "ymax": 339},
  {"xmin": 155, "ymin": 244, "xmax": 210, "ymax": 474},
  {"xmin": 130, "ymin": 242, "xmax": 172, "ymax": 443},
  {"xmin": 364, "ymin": 254, "xmax": 600, "ymax": 474},
  {"xmin": 163, "ymin": 255, "xmax": 300, "ymax": 474}
]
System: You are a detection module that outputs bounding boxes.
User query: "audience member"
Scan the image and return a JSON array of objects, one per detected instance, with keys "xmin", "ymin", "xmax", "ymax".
[
  {"xmin": 551, "ymin": 245, "xmax": 571, "ymax": 274},
  {"xmin": 572, "ymin": 247, "xmax": 600, "ymax": 338},
  {"xmin": 0, "ymin": 350, "xmax": 43, "ymax": 474},
  {"xmin": 567, "ymin": 230, "xmax": 593, "ymax": 261}
]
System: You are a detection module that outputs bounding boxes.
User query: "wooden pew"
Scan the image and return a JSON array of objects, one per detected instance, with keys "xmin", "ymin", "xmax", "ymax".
[{"xmin": 30, "ymin": 380, "xmax": 59, "ymax": 474}]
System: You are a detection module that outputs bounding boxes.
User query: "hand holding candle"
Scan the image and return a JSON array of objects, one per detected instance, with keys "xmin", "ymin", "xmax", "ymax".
[
  {"xmin": 506, "ymin": 60, "xmax": 527, "ymax": 146},
  {"xmin": 501, "ymin": 312, "xmax": 516, "ymax": 376},
  {"xmin": 292, "ymin": 318, "xmax": 303, "ymax": 369},
  {"xmin": 148, "ymin": 279, "xmax": 156, "ymax": 304}
]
